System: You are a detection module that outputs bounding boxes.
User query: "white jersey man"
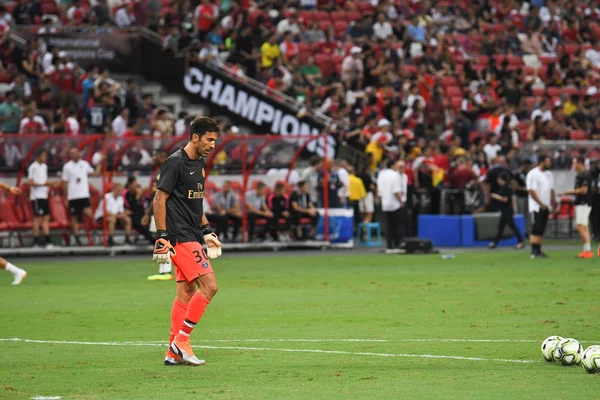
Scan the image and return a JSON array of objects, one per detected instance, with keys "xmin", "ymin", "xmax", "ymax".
[
  {"xmin": 28, "ymin": 149, "xmax": 53, "ymax": 248},
  {"xmin": 377, "ymin": 160, "xmax": 408, "ymax": 253},
  {"xmin": 62, "ymin": 147, "xmax": 101, "ymax": 246},
  {"xmin": 526, "ymin": 155, "xmax": 557, "ymax": 259}
]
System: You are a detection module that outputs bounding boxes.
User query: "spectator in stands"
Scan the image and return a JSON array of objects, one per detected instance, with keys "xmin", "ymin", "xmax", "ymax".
[
  {"xmin": 0, "ymin": 91, "xmax": 20, "ymax": 133},
  {"xmin": 304, "ymin": 21, "xmax": 326, "ymax": 43},
  {"xmin": 279, "ymin": 31, "xmax": 298, "ymax": 67},
  {"xmin": 62, "ymin": 147, "xmax": 101, "ymax": 246},
  {"xmin": 341, "ymin": 46, "xmax": 364, "ymax": 89},
  {"xmin": 245, "ymin": 181, "xmax": 273, "ymax": 242},
  {"xmin": 65, "ymin": 108, "xmax": 80, "ymax": 135},
  {"xmin": 2, "ymin": 137, "xmax": 22, "ymax": 168},
  {"xmin": 483, "ymin": 133, "xmax": 502, "ymax": 163},
  {"xmin": 373, "ymin": 12, "xmax": 393, "ymax": 42},
  {"xmin": 19, "ymin": 105, "xmax": 48, "ymax": 134},
  {"xmin": 90, "ymin": 0, "xmax": 110, "ymax": 25},
  {"xmin": 276, "ymin": 12, "xmax": 300, "ymax": 36},
  {"xmin": 9, "ymin": 74, "xmax": 32, "ymax": 103},
  {"xmin": 289, "ymin": 180, "xmax": 319, "ymax": 240},
  {"xmin": 194, "ymin": 0, "xmax": 219, "ymax": 40},
  {"xmin": 268, "ymin": 181, "xmax": 291, "ymax": 242},
  {"xmin": 318, "ymin": 161, "xmax": 342, "ymax": 208},
  {"xmin": 95, "ymin": 183, "xmax": 133, "ymax": 246},
  {"xmin": 124, "ymin": 176, "xmax": 154, "ymax": 244},
  {"xmin": 84, "ymin": 95, "xmax": 110, "ymax": 134},
  {"xmin": 260, "ymin": 33, "xmax": 280, "ymax": 76},
  {"xmin": 211, "ymin": 180, "xmax": 241, "ymax": 241},
  {"xmin": 112, "ymin": 108, "xmax": 129, "ymax": 137},
  {"xmin": 115, "ymin": 3, "xmax": 136, "ymax": 28}
]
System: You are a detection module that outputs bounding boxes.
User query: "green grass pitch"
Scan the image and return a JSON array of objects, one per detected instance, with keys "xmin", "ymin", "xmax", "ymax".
[{"xmin": 1, "ymin": 250, "xmax": 599, "ymax": 399}]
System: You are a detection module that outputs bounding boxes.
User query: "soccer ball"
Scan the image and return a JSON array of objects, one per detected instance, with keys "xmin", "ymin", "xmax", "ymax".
[
  {"xmin": 541, "ymin": 336, "xmax": 563, "ymax": 362},
  {"xmin": 581, "ymin": 346, "xmax": 600, "ymax": 374},
  {"xmin": 553, "ymin": 338, "xmax": 583, "ymax": 366}
]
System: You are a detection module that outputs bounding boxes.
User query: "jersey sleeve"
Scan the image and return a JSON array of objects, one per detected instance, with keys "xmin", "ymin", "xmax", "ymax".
[
  {"xmin": 27, "ymin": 164, "xmax": 34, "ymax": 180},
  {"xmin": 86, "ymin": 161, "xmax": 94, "ymax": 174},
  {"xmin": 526, "ymin": 171, "xmax": 533, "ymax": 191},
  {"xmin": 156, "ymin": 157, "xmax": 179, "ymax": 194}
]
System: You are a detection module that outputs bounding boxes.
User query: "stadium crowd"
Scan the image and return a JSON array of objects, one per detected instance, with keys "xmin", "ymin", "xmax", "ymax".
[{"xmin": 1, "ymin": 0, "xmax": 600, "ymax": 246}]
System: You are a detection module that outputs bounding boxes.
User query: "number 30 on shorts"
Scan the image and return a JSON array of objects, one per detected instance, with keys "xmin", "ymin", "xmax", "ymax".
[{"xmin": 192, "ymin": 250, "xmax": 209, "ymax": 268}]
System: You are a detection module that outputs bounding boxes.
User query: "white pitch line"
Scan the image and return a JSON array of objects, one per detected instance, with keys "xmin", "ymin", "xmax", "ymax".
[
  {"xmin": 116, "ymin": 338, "xmax": 544, "ymax": 343},
  {"xmin": 0, "ymin": 338, "xmax": 537, "ymax": 364}
]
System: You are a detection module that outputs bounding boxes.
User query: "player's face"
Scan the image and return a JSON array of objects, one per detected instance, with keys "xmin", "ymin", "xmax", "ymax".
[
  {"xmin": 70, "ymin": 148, "xmax": 80, "ymax": 161},
  {"xmin": 543, "ymin": 157, "xmax": 552, "ymax": 169},
  {"xmin": 194, "ymin": 131, "xmax": 218, "ymax": 158},
  {"xmin": 38, "ymin": 152, "xmax": 47, "ymax": 164}
]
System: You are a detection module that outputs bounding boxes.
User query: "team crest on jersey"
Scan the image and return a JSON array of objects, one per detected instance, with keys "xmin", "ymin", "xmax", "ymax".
[{"xmin": 202, "ymin": 261, "xmax": 209, "ymax": 269}]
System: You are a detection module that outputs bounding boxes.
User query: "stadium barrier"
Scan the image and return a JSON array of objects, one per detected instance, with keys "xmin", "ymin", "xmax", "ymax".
[{"xmin": 0, "ymin": 134, "xmax": 349, "ymax": 249}]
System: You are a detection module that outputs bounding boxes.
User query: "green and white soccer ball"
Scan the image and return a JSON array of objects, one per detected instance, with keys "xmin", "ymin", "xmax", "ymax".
[
  {"xmin": 581, "ymin": 345, "xmax": 600, "ymax": 374},
  {"xmin": 553, "ymin": 338, "xmax": 583, "ymax": 366},
  {"xmin": 541, "ymin": 336, "xmax": 563, "ymax": 362}
]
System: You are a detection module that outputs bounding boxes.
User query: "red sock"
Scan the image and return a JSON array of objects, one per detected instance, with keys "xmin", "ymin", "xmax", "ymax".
[
  {"xmin": 178, "ymin": 293, "xmax": 210, "ymax": 338},
  {"xmin": 170, "ymin": 299, "xmax": 188, "ymax": 344}
]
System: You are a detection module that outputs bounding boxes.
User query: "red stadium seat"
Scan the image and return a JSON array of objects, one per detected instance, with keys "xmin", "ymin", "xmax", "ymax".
[
  {"xmin": 331, "ymin": 11, "xmax": 347, "ymax": 21},
  {"xmin": 299, "ymin": 10, "xmax": 316, "ymax": 23},
  {"xmin": 547, "ymin": 87, "xmax": 562, "ymax": 97},
  {"xmin": 229, "ymin": 181, "xmax": 243, "ymax": 193},
  {"xmin": 204, "ymin": 181, "xmax": 218, "ymax": 193},
  {"xmin": 562, "ymin": 43, "xmax": 580, "ymax": 55},
  {"xmin": 507, "ymin": 55, "xmax": 523, "ymax": 66},
  {"xmin": 532, "ymin": 87, "xmax": 545, "ymax": 97},
  {"xmin": 49, "ymin": 193, "xmax": 71, "ymax": 229},
  {"xmin": 570, "ymin": 130, "xmax": 587, "ymax": 140},
  {"xmin": 334, "ymin": 20, "xmax": 349, "ymax": 37},
  {"xmin": 314, "ymin": 11, "xmax": 329, "ymax": 21},
  {"xmin": 315, "ymin": 54, "xmax": 334, "ymax": 78},
  {"xmin": 441, "ymin": 76, "xmax": 458, "ymax": 87},
  {"xmin": 562, "ymin": 87, "xmax": 579, "ymax": 96},
  {"xmin": 450, "ymin": 96, "xmax": 463, "ymax": 110},
  {"xmin": 356, "ymin": 2, "xmax": 374, "ymax": 13},
  {"xmin": 298, "ymin": 42, "xmax": 311, "ymax": 60},
  {"xmin": 346, "ymin": 10, "xmax": 361, "ymax": 21},
  {"xmin": 319, "ymin": 20, "xmax": 333, "ymax": 31},
  {"xmin": 539, "ymin": 56, "xmax": 557, "ymax": 65},
  {"xmin": 445, "ymin": 86, "xmax": 462, "ymax": 98}
]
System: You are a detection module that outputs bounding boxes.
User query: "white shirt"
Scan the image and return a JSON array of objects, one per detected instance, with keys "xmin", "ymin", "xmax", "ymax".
[
  {"xmin": 19, "ymin": 115, "xmax": 47, "ymax": 133},
  {"xmin": 337, "ymin": 167, "xmax": 349, "ymax": 199},
  {"xmin": 9, "ymin": 81, "xmax": 32, "ymax": 99},
  {"xmin": 41, "ymin": 52, "xmax": 53, "ymax": 72},
  {"xmin": 373, "ymin": 21, "xmax": 393, "ymax": 40},
  {"xmin": 494, "ymin": 113, "xmax": 519, "ymax": 134},
  {"xmin": 62, "ymin": 160, "xmax": 94, "ymax": 200},
  {"xmin": 530, "ymin": 109, "xmax": 553, "ymax": 122},
  {"xmin": 276, "ymin": 19, "xmax": 301, "ymax": 35},
  {"xmin": 94, "ymin": 192, "xmax": 125, "ymax": 220},
  {"xmin": 483, "ymin": 143, "xmax": 502, "ymax": 163},
  {"xmin": 115, "ymin": 8, "xmax": 135, "ymax": 27},
  {"xmin": 112, "ymin": 115, "xmax": 127, "ymax": 137},
  {"xmin": 526, "ymin": 166, "xmax": 554, "ymax": 212},
  {"xmin": 28, "ymin": 161, "xmax": 48, "ymax": 200},
  {"xmin": 377, "ymin": 168, "xmax": 402, "ymax": 211}
]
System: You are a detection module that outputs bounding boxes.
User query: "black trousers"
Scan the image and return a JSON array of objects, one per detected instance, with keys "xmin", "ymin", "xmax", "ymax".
[
  {"xmin": 350, "ymin": 200, "xmax": 361, "ymax": 234},
  {"xmin": 270, "ymin": 213, "xmax": 290, "ymax": 240},
  {"xmin": 384, "ymin": 207, "xmax": 406, "ymax": 249},
  {"xmin": 247, "ymin": 212, "xmax": 269, "ymax": 240},
  {"xmin": 207, "ymin": 213, "xmax": 241, "ymax": 239},
  {"xmin": 493, "ymin": 210, "xmax": 524, "ymax": 244},
  {"xmin": 131, "ymin": 214, "xmax": 154, "ymax": 243},
  {"xmin": 591, "ymin": 196, "xmax": 600, "ymax": 239}
]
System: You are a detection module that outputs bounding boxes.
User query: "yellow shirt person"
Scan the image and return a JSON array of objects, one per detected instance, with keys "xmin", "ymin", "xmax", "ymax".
[
  {"xmin": 260, "ymin": 36, "xmax": 280, "ymax": 68},
  {"xmin": 349, "ymin": 173, "xmax": 366, "ymax": 201}
]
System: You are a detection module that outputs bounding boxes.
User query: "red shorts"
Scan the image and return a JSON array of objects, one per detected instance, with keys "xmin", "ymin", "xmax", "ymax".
[{"xmin": 171, "ymin": 241, "xmax": 214, "ymax": 283}]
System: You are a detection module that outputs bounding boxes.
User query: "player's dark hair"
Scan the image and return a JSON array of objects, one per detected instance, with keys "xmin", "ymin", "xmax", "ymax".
[
  {"xmin": 189, "ymin": 116, "xmax": 220, "ymax": 141},
  {"xmin": 36, "ymin": 149, "xmax": 47, "ymax": 158},
  {"xmin": 275, "ymin": 182, "xmax": 285, "ymax": 191},
  {"xmin": 538, "ymin": 155, "xmax": 551, "ymax": 164},
  {"xmin": 297, "ymin": 180, "xmax": 307, "ymax": 188},
  {"xmin": 575, "ymin": 156, "xmax": 586, "ymax": 165},
  {"xmin": 255, "ymin": 181, "xmax": 266, "ymax": 189}
]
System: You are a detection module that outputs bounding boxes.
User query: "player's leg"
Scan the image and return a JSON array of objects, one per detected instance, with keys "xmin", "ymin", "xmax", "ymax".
[
  {"xmin": 164, "ymin": 281, "xmax": 194, "ymax": 365},
  {"xmin": 575, "ymin": 205, "xmax": 592, "ymax": 258},
  {"xmin": 32, "ymin": 214, "xmax": 41, "ymax": 247},
  {"xmin": 490, "ymin": 212, "xmax": 509, "ymax": 248},
  {"xmin": 106, "ymin": 215, "xmax": 116, "ymax": 246},
  {"xmin": 118, "ymin": 214, "xmax": 133, "ymax": 244},
  {"xmin": 529, "ymin": 211, "xmax": 542, "ymax": 257},
  {"xmin": 0, "ymin": 257, "xmax": 27, "ymax": 285},
  {"xmin": 171, "ymin": 273, "xmax": 217, "ymax": 365},
  {"xmin": 42, "ymin": 214, "xmax": 52, "ymax": 247},
  {"xmin": 170, "ymin": 243, "xmax": 217, "ymax": 365},
  {"xmin": 505, "ymin": 213, "xmax": 525, "ymax": 249}
]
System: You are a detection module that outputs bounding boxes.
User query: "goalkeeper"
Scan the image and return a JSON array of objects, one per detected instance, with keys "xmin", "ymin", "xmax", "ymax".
[{"xmin": 152, "ymin": 116, "xmax": 222, "ymax": 366}]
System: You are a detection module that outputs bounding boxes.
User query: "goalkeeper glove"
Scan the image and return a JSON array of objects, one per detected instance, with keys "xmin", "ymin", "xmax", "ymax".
[
  {"xmin": 202, "ymin": 224, "xmax": 222, "ymax": 259},
  {"xmin": 153, "ymin": 230, "xmax": 175, "ymax": 264}
]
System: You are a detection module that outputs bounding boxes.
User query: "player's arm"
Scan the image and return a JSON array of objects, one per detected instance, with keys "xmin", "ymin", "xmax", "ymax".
[
  {"xmin": 0, "ymin": 182, "xmax": 20, "ymax": 195},
  {"xmin": 560, "ymin": 187, "xmax": 587, "ymax": 196},
  {"xmin": 153, "ymin": 189, "xmax": 169, "ymax": 231}
]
